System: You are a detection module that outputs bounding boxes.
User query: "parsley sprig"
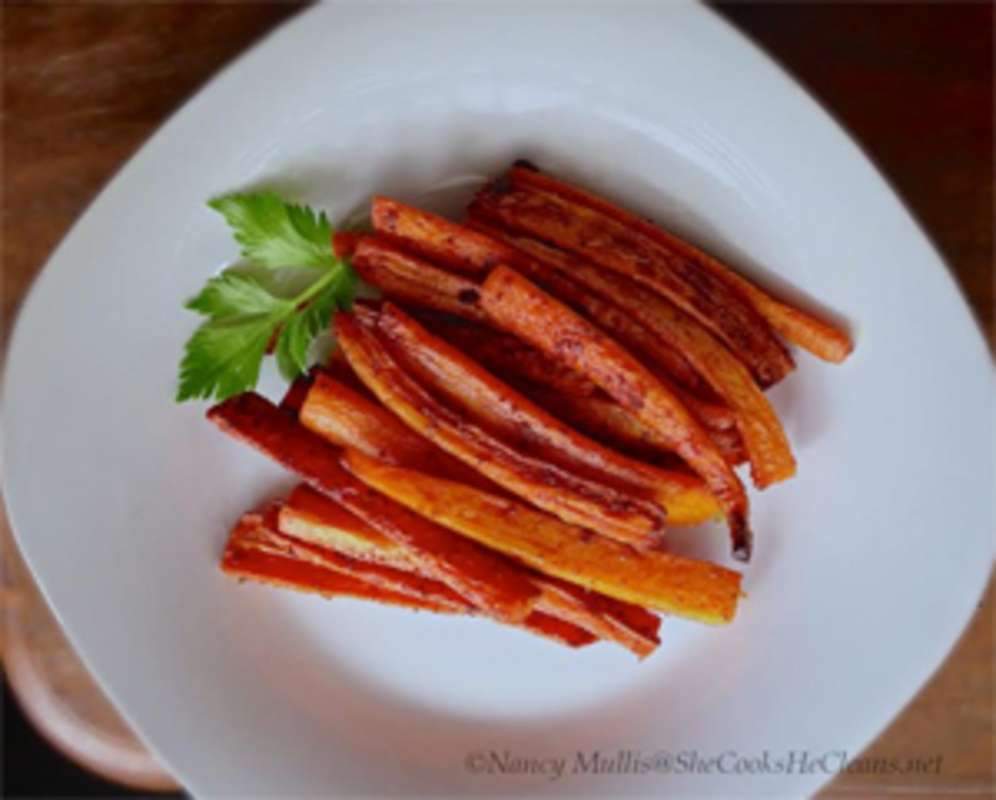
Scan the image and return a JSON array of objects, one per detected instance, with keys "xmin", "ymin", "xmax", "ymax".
[{"xmin": 176, "ymin": 192, "xmax": 356, "ymax": 402}]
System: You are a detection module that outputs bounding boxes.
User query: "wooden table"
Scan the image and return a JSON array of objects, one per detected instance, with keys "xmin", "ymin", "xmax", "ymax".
[{"xmin": 2, "ymin": 4, "xmax": 992, "ymax": 797}]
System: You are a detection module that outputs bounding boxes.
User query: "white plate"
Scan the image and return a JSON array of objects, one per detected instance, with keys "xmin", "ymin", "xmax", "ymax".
[{"xmin": 3, "ymin": 2, "xmax": 993, "ymax": 797}]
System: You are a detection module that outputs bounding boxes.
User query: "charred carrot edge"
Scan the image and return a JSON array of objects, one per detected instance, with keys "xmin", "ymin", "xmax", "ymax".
[
  {"xmin": 343, "ymin": 449, "xmax": 741, "ymax": 624},
  {"xmin": 430, "ymin": 317, "xmax": 599, "ymax": 397},
  {"xmin": 279, "ymin": 369, "xmax": 318, "ymax": 416},
  {"xmin": 332, "ymin": 231, "xmax": 363, "ymax": 259},
  {"xmin": 222, "ymin": 513, "xmax": 461, "ymax": 613},
  {"xmin": 480, "ymin": 266, "xmax": 751, "ymax": 561},
  {"xmin": 352, "ymin": 236, "xmax": 486, "ymax": 321},
  {"xmin": 282, "ymin": 484, "xmax": 658, "ymax": 657},
  {"xmin": 207, "ymin": 392, "xmax": 540, "ymax": 623},
  {"xmin": 522, "ymin": 387, "xmax": 745, "ymax": 468},
  {"xmin": 372, "ymin": 196, "xmax": 501, "ymax": 276},
  {"xmin": 336, "ymin": 311, "xmax": 668, "ymax": 545},
  {"xmin": 473, "ymin": 226, "xmax": 793, "ymax": 486},
  {"xmin": 469, "ymin": 181, "xmax": 793, "ymax": 388},
  {"xmin": 509, "ymin": 164, "xmax": 852, "ymax": 363},
  {"xmin": 378, "ymin": 303, "xmax": 719, "ymax": 526}
]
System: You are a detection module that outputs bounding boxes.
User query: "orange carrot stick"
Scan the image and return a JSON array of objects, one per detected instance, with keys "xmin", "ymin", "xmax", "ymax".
[
  {"xmin": 207, "ymin": 392, "xmax": 540, "ymax": 622},
  {"xmin": 352, "ymin": 236, "xmax": 486, "ymax": 321},
  {"xmin": 335, "ymin": 311, "xmax": 668, "ymax": 545},
  {"xmin": 377, "ymin": 303, "xmax": 719, "ymax": 526},
  {"xmin": 343, "ymin": 449, "xmax": 741, "ymax": 624},
  {"xmin": 479, "ymin": 266, "xmax": 751, "ymax": 560},
  {"xmin": 471, "ymin": 226, "xmax": 794, "ymax": 486},
  {"xmin": 470, "ymin": 179, "xmax": 794, "ymax": 387},
  {"xmin": 508, "ymin": 163, "xmax": 852, "ymax": 363}
]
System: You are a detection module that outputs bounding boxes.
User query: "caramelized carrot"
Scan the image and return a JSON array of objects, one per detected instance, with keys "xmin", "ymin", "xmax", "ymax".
[
  {"xmin": 371, "ymin": 196, "xmax": 501, "ymax": 276},
  {"xmin": 508, "ymin": 163, "xmax": 852, "ymax": 363},
  {"xmin": 335, "ymin": 312, "xmax": 668, "ymax": 545},
  {"xmin": 281, "ymin": 484, "xmax": 659, "ymax": 657},
  {"xmin": 344, "ymin": 450, "xmax": 741, "ymax": 624},
  {"xmin": 470, "ymin": 180, "xmax": 794, "ymax": 387},
  {"xmin": 226, "ymin": 508, "xmax": 595, "ymax": 647},
  {"xmin": 377, "ymin": 303, "xmax": 719, "ymax": 526},
  {"xmin": 352, "ymin": 236, "xmax": 486, "ymax": 320},
  {"xmin": 207, "ymin": 392, "xmax": 540, "ymax": 622},
  {"xmin": 480, "ymin": 267, "xmax": 751, "ymax": 560},
  {"xmin": 472, "ymin": 226, "xmax": 794, "ymax": 486}
]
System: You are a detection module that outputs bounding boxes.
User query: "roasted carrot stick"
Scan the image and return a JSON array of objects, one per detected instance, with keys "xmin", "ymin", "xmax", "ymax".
[
  {"xmin": 336, "ymin": 311, "xmax": 668, "ymax": 545},
  {"xmin": 234, "ymin": 505, "xmax": 473, "ymax": 610},
  {"xmin": 363, "ymin": 206, "xmax": 735, "ymax": 429},
  {"xmin": 470, "ymin": 180, "xmax": 794, "ymax": 387},
  {"xmin": 372, "ymin": 196, "xmax": 502, "ymax": 276},
  {"xmin": 377, "ymin": 303, "xmax": 719, "ymax": 526},
  {"xmin": 207, "ymin": 392, "xmax": 540, "ymax": 622},
  {"xmin": 226, "ymin": 509, "xmax": 595, "ymax": 647},
  {"xmin": 299, "ymin": 370, "xmax": 496, "ymax": 491},
  {"xmin": 522, "ymin": 387, "xmax": 746, "ymax": 467},
  {"xmin": 508, "ymin": 163, "xmax": 852, "ymax": 363},
  {"xmin": 430, "ymin": 317, "xmax": 598, "ymax": 396},
  {"xmin": 281, "ymin": 484, "xmax": 660, "ymax": 657},
  {"xmin": 343, "ymin": 450, "xmax": 741, "ymax": 624},
  {"xmin": 222, "ymin": 511, "xmax": 462, "ymax": 613},
  {"xmin": 299, "ymin": 371, "xmax": 441, "ymax": 467},
  {"xmin": 279, "ymin": 484, "xmax": 410, "ymax": 568},
  {"xmin": 480, "ymin": 267, "xmax": 752, "ymax": 560},
  {"xmin": 352, "ymin": 236, "xmax": 486, "ymax": 321},
  {"xmin": 472, "ymin": 227, "xmax": 794, "ymax": 486}
]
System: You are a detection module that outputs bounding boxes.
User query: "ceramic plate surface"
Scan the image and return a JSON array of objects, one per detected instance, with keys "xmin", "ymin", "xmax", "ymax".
[{"xmin": 4, "ymin": 2, "xmax": 993, "ymax": 796}]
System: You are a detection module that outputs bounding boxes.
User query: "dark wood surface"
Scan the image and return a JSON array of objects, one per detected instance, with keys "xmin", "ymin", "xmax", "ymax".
[{"xmin": 2, "ymin": 3, "xmax": 992, "ymax": 797}]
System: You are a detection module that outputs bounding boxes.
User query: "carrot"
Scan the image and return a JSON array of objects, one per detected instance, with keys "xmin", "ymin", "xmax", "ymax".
[
  {"xmin": 280, "ymin": 484, "xmax": 410, "ymax": 568},
  {"xmin": 337, "ymin": 311, "xmax": 670, "ymax": 545},
  {"xmin": 343, "ymin": 449, "xmax": 741, "ymax": 624},
  {"xmin": 352, "ymin": 236, "xmax": 486, "ymax": 320},
  {"xmin": 226, "ymin": 507, "xmax": 596, "ymax": 647},
  {"xmin": 523, "ymin": 387, "xmax": 745, "ymax": 467},
  {"xmin": 430, "ymin": 317, "xmax": 598, "ymax": 397},
  {"xmin": 508, "ymin": 163, "xmax": 852, "ymax": 363},
  {"xmin": 479, "ymin": 266, "xmax": 752, "ymax": 560},
  {"xmin": 470, "ymin": 180, "xmax": 794, "ymax": 387},
  {"xmin": 300, "ymin": 371, "xmax": 441, "ymax": 467},
  {"xmin": 473, "ymin": 227, "xmax": 795, "ymax": 486},
  {"xmin": 282, "ymin": 484, "xmax": 659, "ymax": 657},
  {"xmin": 371, "ymin": 196, "xmax": 501, "ymax": 276},
  {"xmin": 222, "ymin": 510, "xmax": 462, "ymax": 613},
  {"xmin": 377, "ymin": 303, "xmax": 719, "ymax": 526},
  {"xmin": 207, "ymin": 392, "xmax": 540, "ymax": 622}
]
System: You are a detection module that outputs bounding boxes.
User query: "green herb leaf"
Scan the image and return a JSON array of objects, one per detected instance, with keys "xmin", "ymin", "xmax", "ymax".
[
  {"xmin": 177, "ymin": 192, "xmax": 357, "ymax": 403},
  {"xmin": 274, "ymin": 265, "xmax": 356, "ymax": 381},
  {"xmin": 208, "ymin": 192, "xmax": 334, "ymax": 269},
  {"xmin": 185, "ymin": 271, "xmax": 291, "ymax": 317},
  {"xmin": 176, "ymin": 312, "xmax": 282, "ymax": 402}
]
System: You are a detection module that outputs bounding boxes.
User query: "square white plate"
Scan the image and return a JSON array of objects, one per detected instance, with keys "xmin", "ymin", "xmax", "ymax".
[{"xmin": 3, "ymin": 2, "xmax": 992, "ymax": 796}]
